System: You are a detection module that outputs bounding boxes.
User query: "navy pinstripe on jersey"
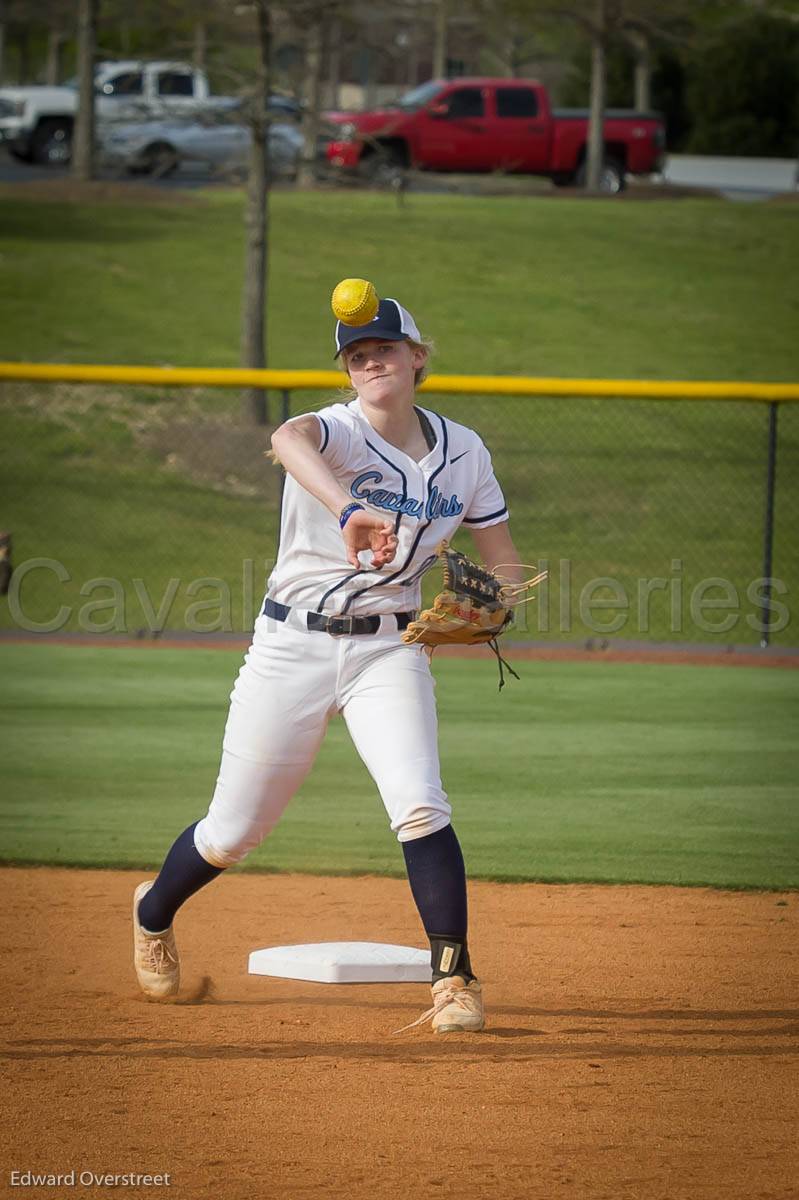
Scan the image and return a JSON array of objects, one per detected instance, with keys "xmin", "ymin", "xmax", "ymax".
[{"xmin": 340, "ymin": 413, "xmax": 449, "ymax": 614}]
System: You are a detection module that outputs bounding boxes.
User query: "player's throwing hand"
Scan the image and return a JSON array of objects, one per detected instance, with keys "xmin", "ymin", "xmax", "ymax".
[{"xmin": 340, "ymin": 506, "xmax": 398, "ymax": 569}]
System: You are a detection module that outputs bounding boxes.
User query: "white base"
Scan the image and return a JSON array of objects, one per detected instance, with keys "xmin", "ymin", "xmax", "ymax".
[{"xmin": 248, "ymin": 941, "xmax": 431, "ymax": 984}]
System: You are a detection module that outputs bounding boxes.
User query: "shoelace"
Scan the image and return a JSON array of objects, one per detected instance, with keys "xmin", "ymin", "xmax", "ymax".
[
  {"xmin": 392, "ymin": 984, "xmax": 476, "ymax": 1035},
  {"xmin": 144, "ymin": 936, "xmax": 178, "ymax": 973}
]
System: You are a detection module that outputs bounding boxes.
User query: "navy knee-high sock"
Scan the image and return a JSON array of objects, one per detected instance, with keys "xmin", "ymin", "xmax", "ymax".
[
  {"xmin": 402, "ymin": 824, "xmax": 474, "ymax": 982},
  {"xmin": 137, "ymin": 823, "xmax": 223, "ymax": 933}
]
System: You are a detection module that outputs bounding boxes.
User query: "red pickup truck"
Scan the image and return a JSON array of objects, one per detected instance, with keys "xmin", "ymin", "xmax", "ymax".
[{"xmin": 325, "ymin": 77, "xmax": 665, "ymax": 193}]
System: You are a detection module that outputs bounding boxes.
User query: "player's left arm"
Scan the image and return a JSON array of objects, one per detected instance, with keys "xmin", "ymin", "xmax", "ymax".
[{"xmin": 467, "ymin": 521, "xmax": 527, "ymax": 587}]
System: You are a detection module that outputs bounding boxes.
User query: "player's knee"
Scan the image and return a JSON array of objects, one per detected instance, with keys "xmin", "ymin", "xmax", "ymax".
[
  {"xmin": 194, "ymin": 815, "xmax": 262, "ymax": 868},
  {"xmin": 392, "ymin": 794, "xmax": 452, "ymax": 843}
]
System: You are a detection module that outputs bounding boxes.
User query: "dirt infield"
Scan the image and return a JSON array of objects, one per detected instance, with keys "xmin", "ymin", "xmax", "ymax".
[
  {"xmin": 2, "ymin": 868, "xmax": 797, "ymax": 1200},
  {"xmin": 3, "ymin": 631, "xmax": 798, "ymax": 669}
]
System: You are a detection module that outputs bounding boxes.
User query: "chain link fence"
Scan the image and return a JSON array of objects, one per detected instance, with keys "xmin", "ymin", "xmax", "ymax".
[{"xmin": 2, "ymin": 379, "xmax": 797, "ymax": 647}]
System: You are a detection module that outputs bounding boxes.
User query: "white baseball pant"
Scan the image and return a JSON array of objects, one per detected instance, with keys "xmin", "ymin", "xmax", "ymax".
[{"xmin": 194, "ymin": 612, "xmax": 452, "ymax": 868}]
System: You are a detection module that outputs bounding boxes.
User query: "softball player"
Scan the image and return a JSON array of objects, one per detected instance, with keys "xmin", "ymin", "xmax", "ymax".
[{"xmin": 133, "ymin": 295, "xmax": 525, "ymax": 1033}]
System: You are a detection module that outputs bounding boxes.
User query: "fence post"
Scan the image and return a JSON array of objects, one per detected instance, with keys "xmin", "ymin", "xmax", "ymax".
[
  {"xmin": 274, "ymin": 389, "xmax": 292, "ymax": 561},
  {"xmin": 760, "ymin": 401, "xmax": 779, "ymax": 648}
]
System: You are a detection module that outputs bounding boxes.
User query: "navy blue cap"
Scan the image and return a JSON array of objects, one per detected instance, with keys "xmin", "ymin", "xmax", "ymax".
[{"xmin": 334, "ymin": 297, "xmax": 422, "ymax": 358}]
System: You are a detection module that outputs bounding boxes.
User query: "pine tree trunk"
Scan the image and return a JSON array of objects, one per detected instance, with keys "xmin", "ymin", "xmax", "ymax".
[
  {"xmin": 17, "ymin": 25, "xmax": 30, "ymax": 82},
  {"xmin": 297, "ymin": 13, "xmax": 323, "ymax": 188},
  {"xmin": 585, "ymin": 1, "xmax": 606, "ymax": 192},
  {"xmin": 433, "ymin": 0, "xmax": 447, "ymax": 79},
  {"xmin": 240, "ymin": 0, "xmax": 272, "ymax": 426},
  {"xmin": 45, "ymin": 29, "xmax": 64, "ymax": 85},
  {"xmin": 363, "ymin": 49, "xmax": 377, "ymax": 109},
  {"xmin": 326, "ymin": 15, "xmax": 341, "ymax": 109},
  {"xmin": 629, "ymin": 30, "xmax": 651, "ymax": 112},
  {"xmin": 193, "ymin": 22, "xmax": 207, "ymax": 71},
  {"xmin": 71, "ymin": 0, "xmax": 97, "ymax": 182},
  {"xmin": 407, "ymin": 37, "xmax": 419, "ymax": 88}
]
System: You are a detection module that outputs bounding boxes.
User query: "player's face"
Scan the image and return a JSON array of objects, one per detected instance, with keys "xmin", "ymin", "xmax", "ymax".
[{"xmin": 343, "ymin": 339, "xmax": 426, "ymax": 407}]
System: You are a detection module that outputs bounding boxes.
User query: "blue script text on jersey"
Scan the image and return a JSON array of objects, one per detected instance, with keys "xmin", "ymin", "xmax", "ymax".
[{"xmin": 350, "ymin": 470, "xmax": 464, "ymax": 521}]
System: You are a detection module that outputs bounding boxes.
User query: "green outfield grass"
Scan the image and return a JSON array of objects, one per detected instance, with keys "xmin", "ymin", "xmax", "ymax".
[
  {"xmin": 2, "ymin": 643, "xmax": 797, "ymax": 889},
  {"xmin": 2, "ymin": 190, "xmax": 798, "ymax": 643}
]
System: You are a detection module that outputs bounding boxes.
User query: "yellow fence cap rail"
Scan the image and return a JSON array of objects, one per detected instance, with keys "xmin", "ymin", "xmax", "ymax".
[{"xmin": 0, "ymin": 362, "xmax": 798, "ymax": 402}]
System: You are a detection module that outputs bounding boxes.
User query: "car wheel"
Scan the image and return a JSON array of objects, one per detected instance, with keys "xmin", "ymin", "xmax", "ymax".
[
  {"xmin": 359, "ymin": 146, "xmax": 406, "ymax": 190},
  {"xmin": 601, "ymin": 156, "xmax": 626, "ymax": 193},
  {"xmin": 31, "ymin": 120, "xmax": 72, "ymax": 165},
  {"xmin": 136, "ymin": 141, "xmax": 179, "ymax": 177},
  {"xmin": 576, "ymin": 155, "xmax": 626, "ymax": 194}
]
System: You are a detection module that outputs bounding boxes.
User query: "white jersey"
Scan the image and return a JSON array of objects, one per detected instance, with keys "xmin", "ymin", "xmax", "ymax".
[{"xmin": 266, "ymin": 396, "xmax": 508, "ymax": 616}]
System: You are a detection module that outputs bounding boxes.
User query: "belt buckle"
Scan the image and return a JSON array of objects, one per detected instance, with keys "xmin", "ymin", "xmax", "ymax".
[{"xmin": 328, "ymin": 615, "xmax": 356, "ymax": 637}]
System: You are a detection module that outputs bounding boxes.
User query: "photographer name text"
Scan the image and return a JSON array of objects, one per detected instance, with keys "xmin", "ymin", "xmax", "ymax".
[{"xmin": 10, "ymin": 1170, "xmax": 171, "ymax": 1188}]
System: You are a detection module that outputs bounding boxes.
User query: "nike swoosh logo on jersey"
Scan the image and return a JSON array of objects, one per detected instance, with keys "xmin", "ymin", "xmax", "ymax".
[{"xmin": 450, "ymin": 450, "xmax": 471, "ymax": 464}]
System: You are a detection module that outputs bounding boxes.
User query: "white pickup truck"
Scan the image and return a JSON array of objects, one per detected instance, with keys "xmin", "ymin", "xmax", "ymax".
[{"xmin": 0, "ymin": 60, "xmax": 226, "ymax": 164}]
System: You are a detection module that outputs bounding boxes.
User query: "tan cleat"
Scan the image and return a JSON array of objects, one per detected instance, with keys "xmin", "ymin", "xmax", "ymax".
[
  {"xmin": 393, "ymin": 975, "xmax": 485, "ymax": 1034},
  {"xmin": 132, "ymin": 881, "xmax": 180, "ymax": 999}
]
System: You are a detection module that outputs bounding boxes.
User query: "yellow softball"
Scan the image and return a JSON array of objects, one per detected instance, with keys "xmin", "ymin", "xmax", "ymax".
[{"xmin": 331, "ymin": 278, "xmax": 380, "ymax": 326}]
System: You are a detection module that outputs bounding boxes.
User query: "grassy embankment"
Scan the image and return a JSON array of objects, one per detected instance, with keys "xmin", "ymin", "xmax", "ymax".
[{"xmin": 2, "ymin": 189, "xmax": 798, "ymax": 641}]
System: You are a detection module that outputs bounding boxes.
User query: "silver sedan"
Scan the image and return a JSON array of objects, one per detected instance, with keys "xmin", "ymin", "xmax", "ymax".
[{"xmin": 98, "ymin": 115, "xmax": 305, "ymax": 178}]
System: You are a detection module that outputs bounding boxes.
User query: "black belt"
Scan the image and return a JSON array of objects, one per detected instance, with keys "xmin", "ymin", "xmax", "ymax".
[{"xmin": 263, "ymin": 597, "xmax": 415, "ymax": 636}]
